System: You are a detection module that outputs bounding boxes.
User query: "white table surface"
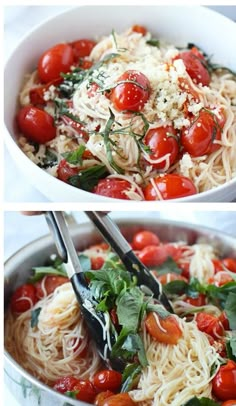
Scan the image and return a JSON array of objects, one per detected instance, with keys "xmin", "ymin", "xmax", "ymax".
[
  {"xmin": 4, "ymin": 210, "xmax": 236, "ymax": 405},
  {"xmin": 4, "ymin": 5, "xmax": 236, "ymax": 202}
]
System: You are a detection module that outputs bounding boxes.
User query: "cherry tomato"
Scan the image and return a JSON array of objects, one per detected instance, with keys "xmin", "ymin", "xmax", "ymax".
[
  {"xmin": 95, "ymin": 391, "xmax": 114, "ymax": 406},
  {"xmin": 72, "ymin": 379, "xmax": 97, "ymax": 403},
  {"xmin": 93, "ymin": 370, "xmax": 122, "ymax": 392},
  {"xmin": 143, "ymin": 126, "xmax": 179, "ymax": 169},
  {"xmin": 143, "ymin": 174, "xmax": 197, "ymax": 200},
  {"xmin": 181, "ymin": 110, "xmax": 224, "ymax": 157},
  {"xmin": 145, "ymin": 312, "xmax": 183, "ymax": 345},
  {"xmin": 61, "ymin": 115, "xmax": 88, "ymax": 139},
  {"xmin": 195, "ymin": 312, "xmax": 224, "ymax": 339},
  {"xmin": 38, "ymin": 43, "xmax": 74, "ymax": 83},
  {"xmin": 109, "ymin": 308, "xmax": 119, "ymax": 327},
  {"xmin": 78, "ymin": 59, "xmax": 93, "ymax": 70},
  {"xmin": 93, "ymin": 178, "xmax": 133, "ymax": 200},
  {"xmin": 138, "ymin": 244, "xmax": 180, "ymax": 267},
  {"xmin": 111, "ymin": 70, "xmax": 150, "ymax": 112},
  {"xmin": 222, "ymin": 258, "xmax": 236, "ymax": 273},
  {"xmin": 70, "ymin": 39, "xmax": 96, "ymax": 59},
  {"xmin": 178, "ymin": 262, "xmax": 190, "ymax": 279},
  {"xmin": 17, "ymin": 105, "xmax": 56, "ymax": 144},
  {"xmin": 185, "ymin": 294, "xmax": 206, "ymax": 306},
  {"xmin": 212, "ymin": 259, "xmax": 224, "ymax": 273},
  {"xmin": 219, "ymin": 312, "xmax": 230, "ymax": 331},
  {"xmin": 212, "ymin": 361, "xmax": 236, "ymax": 401},
  {"xmin": 57, "ymin": 159, "xmax": 79, "ymax": 183},
  {"xmin": 91, "ymin": 257, "xmax": 105, "ymax": 270},
  {"xmin": 10, "ymin": 283, "xmax": 38, "ymax": 313},
  {"xmin": 178, "ymin": 78, "xmax": 200, "ymax": 103},
  {"xmin": 131, "ymin": 25, "xmax": 147, "ymax": 35},
  {"xmin": 177, "ymin": 50, "xmax": 210, "ymax": 86},
  {"xmin": 71, "ymin": 338, "xmax": 88, "ymax": 357},
  {"xmin": 132, "ymin": 230, "xmax": 160, "ymax": 250},
  {"xmin": 35, "ymin": 275, "xmax": 69, "ymax": 299},
  {"xmin": 100, "ymin": 393, "xmax": 135, "ymax": 406},
  {"xmin": 29, "ymin": 77, "xmax": 62, "ymax": 105},
  {"xmin": 221, "ymin": 401, "xmax": 236, "ymax": 406},
  {"xmin": 212, "ymin": 272, "xmax": 234, "ymax": 287},
  {"xmin": 54, "ymin": 376, "xmax": 79, "ymax": 393},
  {"xmin": 155, "ymin": 272, "xmax": 187, "ymax": 285}
]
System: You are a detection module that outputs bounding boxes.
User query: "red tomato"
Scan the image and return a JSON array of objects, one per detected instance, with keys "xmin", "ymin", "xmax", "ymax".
[
  {"xmin": 35, "ymin": 275, "xmax": 69, "ymax": 299},
  {"xmin": 100, "ymin": 393, "xmax": 135, "ymax": 406},
  {"xmin": 213, "ymin": 273, "xmax": 234, "ymax": 287},
  {"xmin": 91, "ymin": 257, "xmax": 105, "ymax": 270},
  {"xmin": 57, "ymin": 159, "xmax": 79, "ymax": 183},
  {"xmin": 70, "ymin": 39, "xmax": 96, "ymax": 59},
  {"xmin": 93, "ymin": 370, "xmax": 122, "ymax": 392},
  {"xmin": 71, "ymin": 338, "xmax": 88, "ymax": 357},
  {"xmin": 72, "ymin": 379, "xmax": 97, "ymax": 403},
  {"xmin": 181, "ymin": 110, "xmax": 224, "ymax": 157},
  {"xmin": 185, "ymin": 294, "xmax": 206, "ymax": 306},
  {"xmin": 29, "ymin": 77, "xmax": 62, "ymax": 105},
  {"xmin": 38, "ymin": 43, "xmax": 74, "ymax": 83},
  {"xmin": 212, "ymin": 361, "xmax": 236, "ymax": 401},
  {"xmin": 222, "ymin": 258, "xmax": 236, "ymax": 273},
  {"xmin": 177, "ymin": 50, "xmax": 210, "ymax": 86},
  {"xmin": 17, "ymin": 105, "xmax": 56, "ymax": 144},
  {"xmin": 132, "ymin": 230, "xmax": 160, "ymax": 250},
  {"xmin": 212, "ymin": 259, "xmax": 224, "ymax": 273},
  {"xmin": 219, "ymin": 312, "xmax": 230, "ymax": 331},
  {"xmin": 195, "ymin": 312, "xmax": 224, "ymax": 339},
  {"xmin": 93, "ymin": 178, "xmax": 133, "ymax": 200},
  {"xmin": 143, "ymin": 126, "xmax": 179, "ymax": 169},
  {"xmin": 109, "ymin": 308, "xmax": 119, "ymax": 327},
  {"xmin": 178, "ymin": 78, "xmax": 200, "ymax": 103},
  {"xmin": 138, "ymin": 244, "xmax": 180, "ymax": 267},
  {"xmin": 54, "ymin": 376, "xmax": 79, "ymax": 393},
  {"xmin": 221, "ymin": 401, "xmax": 236, "ymax": 406},
  {"xmin": 155, "ymin": 272, "xmax": 187, "ymax": 285},
  {"xmin": 131, "ymin": 25, "xmax": 147, "ymax": 35},
  {"xmin": 143, "ymin": 174, "xmax": 197, "ymax": 200},
  {"xmin": 178, "ymin": 262, "xmax": 190, "ymax": 279},
  {"xmin": 95, "ymin": 391, "xmax": 114, "ymax": 406},
  {"xmin": 60, "ymin": 115, "xmax": 88, "ymax": 139},
  {"xmin": 111, "ymin": 70, "xmax": 150, "ymax": 112},
  {"xmin": 10, "ymin": 283, "xmax": 37, "ymax": 313},
  {"xmin": 145, "ymin": 312, "xmax": 183, "ymax": 345}
]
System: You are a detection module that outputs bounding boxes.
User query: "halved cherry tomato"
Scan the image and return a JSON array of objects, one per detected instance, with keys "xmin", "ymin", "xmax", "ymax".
[
  {"xmin": 219, "ymin": 312, "xmax": 230, "ymax": 331},
  {"xmin": 93, "ymin": 178, "xmax": 133, "ymax": 200},
  {"xmin": 17, "ymin": 105, "xmax": 57, "ymax": 144},
  {"xmin": 178, "ymin": 261, "xmax": 190, "ymax": 279},
  {"xmin": 212, "ymin": 361, "xmax": 236, "ymax": 401},
  {"xmin": 143, "ymin": 126, "xmax": 179, "ymax": 169},
  {"xmin": 60, "ymin": 115, "xmax": 88, "ymax": 139},
  {"xmin": 185, "ymin": 293, "xmax": 206, "ymax": 306},
  {"xmin": 35, "ymin": 275, "xmax": 69, "ymax": 299},
  {"xmin": 178, "ymin": 78, "xmax": 200, "ymax": 103},
  {"xmin": 38, "ymin": 43, "xmax": 74, "ymax": 83},
  {"xmin": 145, "ymin": 312, "xmax": 182, "ymax": 345},
  {"xmin": 10, "ymin": 283, "xmax": 38, "ymax": 313},
  {"xmin": 72, "ymin": 379, "xmax": 97, "ymax": 403},
  {"xmin": 132, "ymin": 230, "xmax": 160, "ymax": 250},
  {"xmin": 70, "ymin": 39, "xmax": 96, "ymax": 59},
  {"xmin": 91, "ymin": 257, "xmax": 105, "ymax": 270},
  {"xmin": 138, "ymin": 243, "xmax": 180, "ymax": 267},
  {"xmin": 93, "ymin": 370, "xmax": 122, "ymax": 392},
  {"xmin": 100, "ymin": 393, "xmax": 135, "ymax": 406},
  {"xmin": 195, "ymin": 312, "xmax": 224, "ymax": 339},
  {"xmin": 57, "ymin": 159, "xmax": 79, "ymax": 183},
  {"xmin": 181, "ymin": 110, "xmax": 224, "ymax": 157},
  {"xmin": 111, "ymin": 70, "xmax": 150, "ymax": 112},
  {"xmin": 212, "ymin": 272, "xmax": 234, "ymax": 287},
  {"xmin": 131, "ymin": 25, "xmax": 147, "ymax": 35},
  {"xmin": 221, "ymin": 401, "xmax": 236, "ymax": 406},
  {"xmin": 54, "ymin": 376, "xmax": 79, "ymax": 393},
  {"xmin": 29, "ymin": 77, "xmax": 62, "ymax": 105},
  {"xmin": 177, "ymin": 50, "xmax": 210, "ymax": 86},
  {"xmin": 222, "ymin": 258, "xmax": 236, "ymax": 273},
  {"xmin": 95, "ymin": 391, "xmax": 115, "ymax": 406},
  {"xmin": 143, "ymin": 174, "xmax": 197, "ymax": 200},
  {"xmin": 155, "ymin": 272, "xmax": 187, "ymax": 285},
  {"xmin": 212, "ymin": 259, "xmax": 224, "ymax": 273}
]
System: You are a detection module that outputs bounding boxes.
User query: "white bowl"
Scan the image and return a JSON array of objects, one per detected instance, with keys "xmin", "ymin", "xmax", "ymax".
[{"xmin": 4, "ymin": 5, "xmax": 236, "ymax": 202}]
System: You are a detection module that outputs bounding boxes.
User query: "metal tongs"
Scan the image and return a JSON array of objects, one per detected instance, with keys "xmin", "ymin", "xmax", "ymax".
[{"xmin": 45, "ymin": 211, "xmax": 173, "ymax": 372}]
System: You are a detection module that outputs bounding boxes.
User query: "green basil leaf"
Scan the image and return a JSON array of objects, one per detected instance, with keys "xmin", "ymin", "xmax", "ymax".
[
  {"xmin": 163, "ymin": 280, "xmax": 188, "ymax": 296},
  {"xmin": 183, "ymin": 397, "xmax": 220, "ymax": 406},
  {"xmin": 146, "ymin": 303, "xmax": 170, "ymax": 319},
  {"xmin": 78, "ymin": 254, "xmax": 91, "ymax": 273},
  {"xmin": 65, "ymin": 391, "xmax": 78, "ymax": 399},
  {"xmin": 68, "ymin": 164, "xmax": 108, "ymax": 192},
  {"xmin": 225, "ymin": 292, "xmax": 236, "ymax": 330},
  {"xmin": 31, "ymin": 308, "xmax": 41, "ymax": 328},
  {"xmin": 226, "ymin": 332, "xmax": 236, "ymax": 361},
  {"xmin": 146, "ymin": 39, "xmax": 160, "ymax": 47},
  {"xmin": 121, "ymin": 363, "xmax": 142, "ymax": 392},
  {"xmin": 29, "ymin": 265, "xmax": 67, "ymax": 283},
  {"xmin": 206, "ymin": 281, "xmax": 236, "ymax": 308},
  {"xmin": 153, "ymin": 257, "xmax": 182, "ymax": 275},
  {"xmin": 116, "ymin": 287, "xmax": 144, "ymax": 332},
  {"xmin": 38, "ymin": 148, "xmax": 57, "ymax": 169},
  {"xmin": 62, "ymin": 145, "xmax": 86, "ymax": 165}
]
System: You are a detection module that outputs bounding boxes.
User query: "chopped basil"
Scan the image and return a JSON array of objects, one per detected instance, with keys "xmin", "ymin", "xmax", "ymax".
[
  {"xmin": 146, "ymin": 38, "xmax": 160, "ymax": 47},
  {"xmin": 62, "ymin": 145, "xmax": 86, "ymax": 165},
  {"xmin": 64, "ymin": 391, "xmax": 78, "ymax": 399},
  {"xmin": 102, "ymin": 108, "xmax": 125, "ymax": 174},
  {"xmin": 38, "ymin": 148, "xmax": 58, "ymax": 169},
  {"xmin": 121, "ymin": 363, "xmax": 142, "ymax": 392},
  {"xmin": 68, "ymin": 164, "xmax": 108, "ymax": 192},
  {"xmin": 31, "ymin": 307, "xmax": 41, "ymax": 328}
]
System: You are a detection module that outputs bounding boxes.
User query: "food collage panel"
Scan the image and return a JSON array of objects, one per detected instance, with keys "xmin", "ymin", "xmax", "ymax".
[{"xmin": 4, "ymin": 5, "xmax": 236, "ymax": 406}]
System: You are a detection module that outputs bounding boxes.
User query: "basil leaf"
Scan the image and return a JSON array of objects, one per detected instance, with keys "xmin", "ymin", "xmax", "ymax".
[
  {"xmin": 78, "ymin": 254, "xmax": 91, "ymax": 273},
  {"xmin": 121, "ymin": 363, "xmax": 142, "ymax": 392},
  {"xmin": 163, "ymin": 280, "xmax": 188, "ymax": 295},
  {"xmin": 225, "ymin": 292, "xmax": 236, "ymax": 329},
  {"xmin": 29, "ymin": 265, "xmax": 67, "ymax": 283},
  {"xmin": 116, "ymin": 287, "xmax": 144, "ymax": 332},
  {"xmin": 146, "ymin": 39, "xmax": 160, "ymax": 47},
  {"xmin": 65, "ymin": 391, "xmax": 78, "ymax": 399},
  {"xmin": 206, "ymin": 281, "xmax": 236, "ymax": 308},
  {"xmin": 68, "ymin": 165, "xmax": 108, "ymax": 192},
  {"xmin": 31, "ymin": 308, "xmax": 41, "ymax": 328},
  {"xmin": 226, "ymin": 332, "xmax": 236, "ymax": 361},
  {"xmin": 146, "ymin": 303, "xmax": 170, "ymax": 319},
  {"xmin": 183, "ymin": 397, "xmax": 220, "ymax": 406},
  {"xmin": 38, "ymin": 148, "xmax": 57, "ymax": 169},
  {"xmin": 153, "ymin": 257, "xmax": 182, "ymax": 275},
  {"xmin": 62, "ymin": 145, "xmax": 86, "ymax": 165},
  {"xmin": 121, "ymin": 334, "xmax": 147, "ymax": 367}
]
